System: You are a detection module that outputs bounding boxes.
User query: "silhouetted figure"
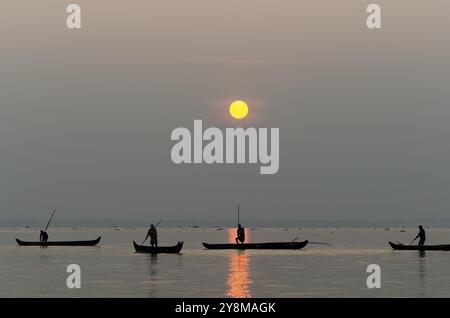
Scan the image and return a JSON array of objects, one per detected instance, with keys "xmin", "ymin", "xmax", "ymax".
[
  {"xmin": 235, "ymin": 224, "xmax": 245, "ymax": 244},
  {"xmin": 40, "ymin": 230, "xmax": 48, "ymax": 243},
  {"xmin": 414, "ymin": 225, "xmax": 426, "ymax": 246},
  {"xmin": 145, "ymin": 224, "xmax": 158, "ymax": 247}
]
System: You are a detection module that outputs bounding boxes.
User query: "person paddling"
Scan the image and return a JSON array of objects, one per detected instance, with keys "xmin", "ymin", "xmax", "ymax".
[
  {"xmin": 145, "ymin": 224, "xmax": 158, "ymax": 247},
  {"xmin": 413, "ymin": 225, "xmax": 426, "ymax": 246},
  {"xmin": 40, "ymin": 230, "xmax": 49, "ymax": 243},
  {"xmin": 235, "ymin": 224, "xmax": 245, "ymax": 244},
  {"xmin": 39, "ymin": 209, "xmax": 55, "ymax": 243}
]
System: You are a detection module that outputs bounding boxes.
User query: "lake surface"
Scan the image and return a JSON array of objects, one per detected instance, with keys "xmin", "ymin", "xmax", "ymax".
[{"xmin": 1, "ymin": 227, "xmax": 450, "ymax": 297}]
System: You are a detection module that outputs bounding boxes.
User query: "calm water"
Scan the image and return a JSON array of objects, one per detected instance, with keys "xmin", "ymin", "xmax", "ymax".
[{"xmin": 1, "ymin": 227, "xmax": 450, "ymax": 297}]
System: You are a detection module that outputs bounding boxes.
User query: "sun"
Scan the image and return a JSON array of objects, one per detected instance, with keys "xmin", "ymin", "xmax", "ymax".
[{"xmin": 229, "ymin": 100, "xmax": 249, "ymax": 120}]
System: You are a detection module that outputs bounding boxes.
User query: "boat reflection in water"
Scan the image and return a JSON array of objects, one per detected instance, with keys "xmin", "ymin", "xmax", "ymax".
[
  {"xmin": 418, "ymin": 251, "xmax": 426, "ymax": 297},
  {"xmin": 226, "ymin": 228, "xmax": 252, "ymax": 298}
]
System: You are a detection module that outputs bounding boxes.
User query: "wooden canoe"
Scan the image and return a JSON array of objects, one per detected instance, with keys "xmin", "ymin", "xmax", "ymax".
[
  {"xmin": 16, "ymin": 236, "xmax": 101, "ymax": 246},
  {"xmin": 203, "ymin": 240, "xmax": 308, "ymax": 250},
  {"xmin": 133, "ymin": 241, "xmax": 183, "ymax": 254},
  {"xmin": 389, "ymin": 241, "xmax": 450, "ymax": 251}
]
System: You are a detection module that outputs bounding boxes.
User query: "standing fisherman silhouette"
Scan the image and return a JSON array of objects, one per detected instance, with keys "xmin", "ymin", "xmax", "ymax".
[
  {"xmin": 412, "ymin": 225, "xmax": 426, "ymax": 246},
  {"xmin": 235, "ymin": 204, "xmax": 245, "ymax": 244},
  {"xmin": 142, "ymin": 220, "xmax": 162, "ymax": 247},
  {"xmin": 145, "ymin": 225, "xmax": 158, "ymax": 247},
  {"xmin": 235, "ymin": 224, "xmax": 245, "ymax": 244},
  {"xmin": 40, "ymin": 209, "xmax": 55, "ymax": 243},
  {"xmin": 40, "ymin": 230, "xmax": 48, "ymax": 243}
]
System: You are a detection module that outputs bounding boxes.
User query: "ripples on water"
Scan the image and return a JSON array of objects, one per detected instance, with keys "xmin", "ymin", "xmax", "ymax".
[{"xmin": 1, "ymin": 227, "xmax": 450, "ymax": 297}]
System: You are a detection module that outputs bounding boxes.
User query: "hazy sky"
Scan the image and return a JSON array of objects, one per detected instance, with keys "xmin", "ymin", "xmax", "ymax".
[{"xmin": 0, "ymin": 1, "xmax": 449, "ymax": 226}]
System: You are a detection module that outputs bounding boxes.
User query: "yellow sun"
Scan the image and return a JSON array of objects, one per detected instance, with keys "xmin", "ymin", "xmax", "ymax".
[{"xmin": 229, "ymin": 100, "xmax": 249, "ymax": 120}]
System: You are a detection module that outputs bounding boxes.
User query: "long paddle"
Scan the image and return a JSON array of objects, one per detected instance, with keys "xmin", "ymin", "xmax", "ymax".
[
  {"xmin": 309, "ymin": 241, "xmax": 331, "ymax": 245},
  {"xmin": 409, "ymin": 237, "xmax": 417, "ymax": 245},
  {"xmin": 43, "ymin": 209, "xmax": 56, "ymax": 232},
  {"xmin": 142, "ymin": 220, "xmax": 163, "ymax": 245},
  {"xmin": 237, "ymin": 204, "xmax": 240, "ymax": 227}
]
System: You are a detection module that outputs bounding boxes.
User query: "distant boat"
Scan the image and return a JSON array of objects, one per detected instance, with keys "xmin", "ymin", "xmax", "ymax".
[
  {"xmin": 133, "ymin": 241, "xmax": 183, "ymax": 254},
  {"xmin": 389, "ymin": 241, "xmax": 450, "ymax": 251},
  {"xmin": 203, "ymin": 240, "xmax": 308, "ymax": 250},
  {"xmin": 16, "ymin": 236, "xmax": 101, "ymax": 247}
]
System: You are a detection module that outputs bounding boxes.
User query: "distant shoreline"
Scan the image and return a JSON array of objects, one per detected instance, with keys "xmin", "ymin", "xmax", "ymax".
[
  {"xmin": 1, "ymin": 226, "xmax": 449, "ymax": 231},
  {"xmin": 2, "ymin": 218, "xmax": 450, "ymax": 228}
]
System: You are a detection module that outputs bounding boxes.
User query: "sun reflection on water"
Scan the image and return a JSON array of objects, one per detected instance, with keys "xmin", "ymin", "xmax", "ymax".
[{"xmin": 226, "ymin": 228, "xmax": 252, "ymax": 298}]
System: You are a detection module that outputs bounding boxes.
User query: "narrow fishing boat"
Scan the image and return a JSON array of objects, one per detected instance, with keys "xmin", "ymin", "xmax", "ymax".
[
  {"xmin": 389, "ymin": 241, "xmax": 450, "ymax": 251},
  {"xmin": 16, "ymin": 236, "xmax": 101, "ymax": 247},
  {"xmin": 17, "ymin": 209, "xmax": 101, "ymax": 247},
  {"xmin": 133, "ymin": 241, "xmax": 184, "ymax": 254},
  {"xmin": 203, "ymin": 240, "xmax": 308, "ymax": 250}
]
